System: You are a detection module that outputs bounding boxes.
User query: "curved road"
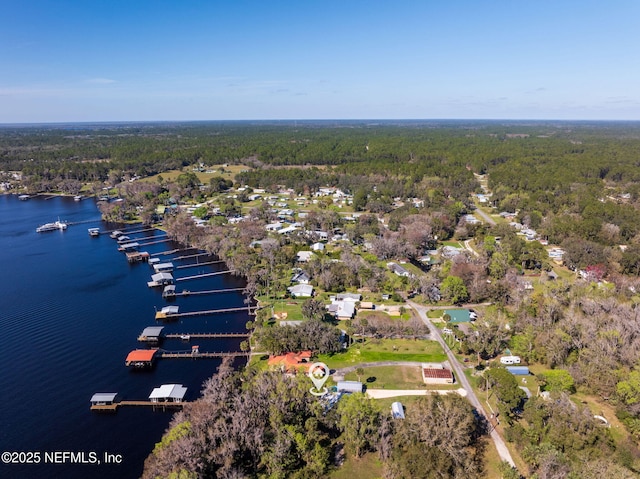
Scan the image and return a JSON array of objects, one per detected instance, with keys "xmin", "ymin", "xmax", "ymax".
[{"xmin": 408, "ymin": 301, "xmax": 516, "ymax": 467}]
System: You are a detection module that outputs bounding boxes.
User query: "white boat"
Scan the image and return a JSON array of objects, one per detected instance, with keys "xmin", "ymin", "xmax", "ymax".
[
  {"xmin": 88, "ymin": 228, "xmax": 100, "ymax": 237},
  {"xmin": 179, "ymin": 335, "xmax": 190, "ymax": 341},
  {"xmin": 36, "ymin": 220, "xmax": 68, "ymax": 233},
  {"xmin": 74, "ymin": 195, "xmax": 82, "ymax": 201}
]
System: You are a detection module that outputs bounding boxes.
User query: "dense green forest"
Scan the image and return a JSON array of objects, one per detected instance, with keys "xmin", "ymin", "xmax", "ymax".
[{"xmin": 5, "ymin": 120, "xmax": 640, "ymax": 249}]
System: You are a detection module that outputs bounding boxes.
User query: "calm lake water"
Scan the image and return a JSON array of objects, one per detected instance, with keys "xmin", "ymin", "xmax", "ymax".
[{"xmin": 0, "ymin": 195, "xmax": 249, "ymax": 478}]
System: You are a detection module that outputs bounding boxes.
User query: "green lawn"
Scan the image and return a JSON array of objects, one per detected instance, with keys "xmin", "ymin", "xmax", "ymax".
[
  {"xmin": 345, "ymin": 365, "xmax": 424, "ymax": 390},
  {"xmin": 329, "ymin": 451, "xmax": 383, "ymax": 479},
  {"xmin": 318, "ymin": 339, "xmax": 446, "ymax": 369},
  {"xmin": 272, "ymin": 300, "xmax": 305, "ymax": 321}
]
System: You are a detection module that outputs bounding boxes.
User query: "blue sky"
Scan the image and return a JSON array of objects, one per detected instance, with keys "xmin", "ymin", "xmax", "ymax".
[{"xmin": 1, "ymin": 0, "xmax": 639, "ymax": 122}]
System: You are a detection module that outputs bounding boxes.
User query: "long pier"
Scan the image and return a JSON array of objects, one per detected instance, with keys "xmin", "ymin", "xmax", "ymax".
[
  {"xmin": 171, "ymin": 252, "xmax": 211, "ymax": 261},
  {"xmin": 175, "ymin": 270, "xmax": 234, "ymax": 281},
  {"xmin": 137, "ymin": 238, "xmax": 172, "ymax": 247},
  {"xmin": 175, "ymin": 261, "xmax": 224, "ymax": 269},
  {"xmin": 159, "ymin": 350, "xmax": 249, "ymax": 359},
  {"xmin": 175, "ymin": 287, "xmax": 245, "ymax": 296},
  {"xmin": 164, "ymin": 332, "xmax": 250, "ymax": 339},
  {"xmin": 91, "ymin": 401, "xmax": 185, "ymax": 412},
  {"xmin": 164, "ymin": 306, "xmax": 256, "ymax": 318},
  {"xmin": 149, "ymin": 248, "xmax": 189, "ymax": 256}
]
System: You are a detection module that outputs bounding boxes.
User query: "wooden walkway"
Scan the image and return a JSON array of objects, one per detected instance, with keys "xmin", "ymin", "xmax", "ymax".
[
  {"xmin": 165, "ymin": 306, "xmax": 256, "ymax": 318},
  {"xmin": 91, "ymin": 400, "xmax": 185, "ymax": 412},
  {"xmin": 175, "ymin": 270, "xmax": 233, "ymax": 281},
  {"xmin": 159, "ymin": 351, "xmax": 249, "ymax": 359},
  {"xmin": 175, "ymin": 287, "xmax": 245, "ymax": 296},
  {"xmin": 164, "ymin": 332, "xmax": 250, "ymax": 339},
  {"xmin": 149, "ymin": 248, "xmax": 189, "ymax": 257},
  {"xmin": 175, "ymin": 261, "xmax": 224, "ymax": 269},
  {"xmin": 137, "ymin": 238, "xmax": 172, "ymax": 247}
]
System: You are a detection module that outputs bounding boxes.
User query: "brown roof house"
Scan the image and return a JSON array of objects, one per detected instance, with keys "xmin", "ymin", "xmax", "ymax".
[{"xmin": 421, "ymin": 363, "xmax": 454, "ymax": 384}]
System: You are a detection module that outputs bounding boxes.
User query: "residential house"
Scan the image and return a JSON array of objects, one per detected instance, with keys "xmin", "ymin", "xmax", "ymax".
[
  {"xmin": 296, "ymin": 251, "xmax": 315, "ymax": 263},
  {"xmin": 327, "ymin": 300, "xmax": 356, "ymax": 320},
  {"xmin": 291, "ymin": 270, "xmax": 311, "ymax": 284},
  {"xmin": 267, "ymin": 351, "xmax": 312, "ymax": 373},
  {"xmin": 387, "ymin": 262, "xmax": 410, "ymax": 277},
  {"xmin": 288, "ymin": 284, "xmax": 314, "ymax": 298}
]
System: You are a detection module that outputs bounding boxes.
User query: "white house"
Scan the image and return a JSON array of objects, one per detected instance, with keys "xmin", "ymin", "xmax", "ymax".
[
  {"xmin": 311, "ymin": 242, "xmax": 325, "ymax": 252},
  {"xmin": 296, "ymin": 251, "xmax": 315, "ymax": 262},
  {"xmin": 387, "ymin": 262, "xmax": 410, "ymax": 277},
  {"xmin": 500, "ymin": 355, "xmax": 521, "ymax": 365},
  {"xmin": 288, "ymin": 284, "xmax": 314, "ymax": 298}
]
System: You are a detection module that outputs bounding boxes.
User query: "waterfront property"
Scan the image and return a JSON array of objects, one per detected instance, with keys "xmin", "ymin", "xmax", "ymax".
[
  {"xmin": 126, "ymin": 251, "xmax": 150, "ymax": 263},
  {"xmin": 155, "ymin": 305, "xmax": 179, "ymax": 320},
  {"xmin": 138, "ymin": 326, "xmax": 165, "ymax": 343},
  {"xmin": 162, "ymin": 284, "xmax": 176, "ymax": 299},
  {"xmin": 267, "ymin": 351, "xmax": 312, "ymax": 373},
  {"xmin": 148, "ymin": 272, "xmax": 174, "ymax": 287},
  {"xmin": 90, "ymin": 392, "xmax": 119, "ymax": 407},
  {"xmin": 125, "ymin": 349, "xmax": 158, "ymax": 368},
  {"xmin": 119, "ymin": 241, "xmax": 140, "ymax": 252},
  {"xmin": 149, "ymin": 384, "xmax": 188, "ymax": 403},
  {"xmin": 153, "ymin": 262, "xmax": 174, "ymax": 273}
]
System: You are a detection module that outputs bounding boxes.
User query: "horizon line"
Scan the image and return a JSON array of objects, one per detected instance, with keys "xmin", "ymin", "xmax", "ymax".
[{"xmin": 2, "ymin": 118, "xmax": 640, "ymax": 127}]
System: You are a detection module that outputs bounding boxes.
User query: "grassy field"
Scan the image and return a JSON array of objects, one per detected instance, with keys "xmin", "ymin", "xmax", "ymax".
[
  {"xmin": 329, "ymin": 451, "xmax": 383, "ymax": 479},
  {"xmin": 318, "ymin": 338, "xmax": 446, "ymax": 369},
  {"xmin": 344, "ymin": 365, "xmax": 424, "ymax": 390},
  {"xmin": 143, "ymin": 164, "xmax": 249, "ymax": 184},
  {"xmin": 271, "ymin": 300, "xmax": 305, "ymax": 321}
]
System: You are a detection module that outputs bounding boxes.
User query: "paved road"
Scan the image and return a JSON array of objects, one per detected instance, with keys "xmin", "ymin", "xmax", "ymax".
[
  {"xmin": 366, "ymin": 388, "xmax": 467, "ymax": 399},
  {"xmin": 474, "ymin": 206, "xmax": 497, "ymax": 226},
  {"xmin": 408, "ymin": 301, "xmax": 516, "ymax": 467}
]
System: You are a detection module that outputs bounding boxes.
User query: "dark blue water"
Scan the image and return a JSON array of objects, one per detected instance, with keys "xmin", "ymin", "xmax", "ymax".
[{"xmin": 0, "ymin": 195, "xmax": 249, "ymax": 478}]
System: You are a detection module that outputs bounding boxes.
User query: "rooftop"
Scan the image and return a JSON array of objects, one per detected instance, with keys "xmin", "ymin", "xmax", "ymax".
[{"xmin": 125, "ymin": 349, "xmax": 157, "ymax": 363}]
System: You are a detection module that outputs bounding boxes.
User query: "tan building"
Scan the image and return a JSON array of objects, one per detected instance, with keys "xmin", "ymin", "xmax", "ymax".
[{"xmin": 421, "ymin": 363, "xmax": 454, "ymax": 385}]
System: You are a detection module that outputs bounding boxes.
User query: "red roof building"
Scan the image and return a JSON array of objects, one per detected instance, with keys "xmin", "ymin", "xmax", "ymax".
[
  {"xmin": 267, "ymin": 351, "xmax": 312, "ymax": 373},
  {"xmin": 125, "ymin": 349, "xmax": 158, "ymax": 367}
]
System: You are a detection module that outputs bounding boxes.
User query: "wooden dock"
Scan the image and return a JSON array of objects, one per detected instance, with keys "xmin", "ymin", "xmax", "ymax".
[
  {"xmin": 164, "ymin": 332, "xmax": 250, "ymax": 339},
  {"xmin": 175, "ymin": 270, "xmax": 234, "ymax": 281},
  {"xmin": 171, "ymin": 252, "xmax": 211, "ymax": 261},
  {"xmin": 159, "ymin": 350, "xmax": 249, "ymax": 359},
  {"xmin": 149, "ymin": 248, "xmax": 187, "ymax": 256},
  {"xmin": 91, "ymin": 400, "xmax": 185, "ymax": 412},
  {"xmin": 175, "ymin": 261, "xmax": 224, "ymax": 269},
  {"xmin": 175, "ymin": 287, "xmax": 245, "ymax": 296},
  {"xmin": 137, "ymin": 238, "xmax": 173, "ymax": 247},
  {"xmin": 163, "ymin": 306, "xmax": 256, "ymax": 318}
]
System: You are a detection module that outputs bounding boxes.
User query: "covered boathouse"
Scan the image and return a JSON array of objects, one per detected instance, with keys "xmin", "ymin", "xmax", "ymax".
[
  {"xmin": 155, "ymin": 305, "xmax": 179, "ymax": 320},
  {"xmin": 126, "ymin": 251, "xmax": 150, "ymax": 263},
  {"xmin": 149, "ymin": 384, "xmax": 187, "ymax": 403},
  {"xmin": 138, "ymin": 326, "xmax": 164, "ymax": 343},
  {"xmin": 90, "ymin": 392, "xmax": 118, "ymax": 407},
  {"xmin": 148, "ymin": 272, "xmax": 173, "ymax": 287},
  {"xmin": 125, "ymin": 349, "xmax": 158, "ymax": 368}
]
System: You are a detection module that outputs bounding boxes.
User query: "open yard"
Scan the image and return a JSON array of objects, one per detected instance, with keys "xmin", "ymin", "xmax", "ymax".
[
  {"xmin": 345, "ymin": 365, "xmax": 424, "ymax": 390},
  {"xmin": 329, "ymin": 451, "xmax": 383, "ymax": 479},
  {"xmin": 318, "ymin": 338, "xmax": 446, "ymax": 369}
]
